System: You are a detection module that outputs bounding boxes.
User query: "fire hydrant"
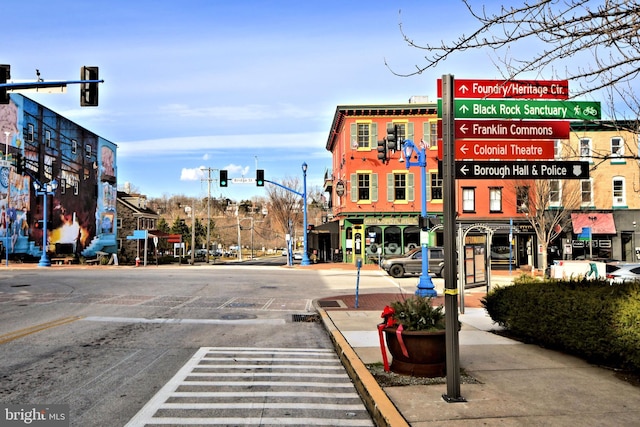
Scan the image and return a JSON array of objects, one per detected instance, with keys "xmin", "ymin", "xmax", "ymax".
[{"xmin": 135, "ymin": 256, "xmax": 140, "ymax": 267}]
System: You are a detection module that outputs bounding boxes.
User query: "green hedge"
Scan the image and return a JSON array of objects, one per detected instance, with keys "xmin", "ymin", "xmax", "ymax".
[{"xmin": 482, "ymin": 276, "xmax": 640, "ymax": 373}]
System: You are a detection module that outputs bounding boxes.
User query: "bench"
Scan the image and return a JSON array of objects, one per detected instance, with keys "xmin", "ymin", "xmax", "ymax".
[{"xmin": 85, "ymin": 258, "xmax": 101, "ymax": 265}]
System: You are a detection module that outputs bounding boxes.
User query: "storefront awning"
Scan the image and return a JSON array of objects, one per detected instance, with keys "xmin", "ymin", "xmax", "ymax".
[{"xmin": 571, "ymin": 213, "xmax": 616, "ymax": 234}]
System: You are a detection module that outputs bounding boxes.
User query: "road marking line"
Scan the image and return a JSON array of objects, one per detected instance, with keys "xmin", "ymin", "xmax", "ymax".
[
  {"xmin": 82, "ymin": 316, "xmax": 285, "ymax": 325},
  {"xmin": 0, "ymin": 316, "xmax": 82, "ymax": 345}
]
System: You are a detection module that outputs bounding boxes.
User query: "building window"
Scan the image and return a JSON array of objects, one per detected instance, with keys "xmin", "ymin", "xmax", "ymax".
[
  {"xmin": 579, "ymin": 138, "xmax": 592, "ymax": 162},
  {"xmin": 45, "ymin": 130, "xmax": 51, "ymax": 147},
  {"xmin": 85, "ymin": 144, "xmax": 92, "ymax": 158},
  {"xmin": 350, "ymin": 172, "xmax": 378, "ymax": 202},
  {"xmin": 462, "ymin": 187, "xmax": 475, "ymax": 212},
  {"xmin": 394, "ymin": 173, "xmax": 406, "ymax": 200},
  {"xmin": 60, "ymin": 178, "xmax": 66, "ymax": 194},
  {"xmin": 516, "ymin": 186, "xmax": 529, "ymax": 213},
  {"xmin": 489, "ymin": 187, "xmax": 502, "ymax": 212},
  {"xmin": 549, "ymin": 180, "xmax": 561, "ymax": 206},
  {"xmin": 613, "ymin": 176, "xmax": 626, "ymax": 207},
  {"xmin": 580, "ymin": 179, "xmax": 592, "ymax": 206},
  {"xmin": 611, "ymin": 137, "xmax": 625, "ymax": 163},
  {"xmin": 358, "ymin": 173, "xmax": 370, "ymax": 200},
  {"xmin": 424, "ymin": 120, "xmax": 438, "ymax": 148},
  {"xmin": 387, "ymin": 172, "xmax": 413, "ymax": 202},
  {"xmin": 356, "ymin": 123, "xmax": 371, "ymax": 149},
  {"xmin": 71, "ymin": 139, "xmax": 77, "ymax": 154},
  {"xmin": 394, "ymin": 122, "xmax": 407, "ymax": 145},
  {"xmin": 73, "ymin": 181, "xmax": 79, "ymax": 195},
  {"xmin": 429, "ymin": 171, "xmax": 443, "ymax": 200},
  {"xmin": 27, "ymin": 124, "xmax": 34, "ymax": 142}
]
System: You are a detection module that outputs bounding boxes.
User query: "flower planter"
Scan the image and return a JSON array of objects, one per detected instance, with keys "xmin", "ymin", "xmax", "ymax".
[{"xmin": 383, "ymin": 327, "xmax": 446, "ymax": 377}]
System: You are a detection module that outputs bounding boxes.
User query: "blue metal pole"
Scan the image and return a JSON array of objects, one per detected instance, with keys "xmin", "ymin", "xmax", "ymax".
[
  {"xmin": 37, "ymin": 187, "xmax": 51, "ymax": 267},
  {"xmin": 416, "ymin": 147, "xmax": 437, "ymax": 297},
  {"xmin": 402, "ymin": 139, "xmax": 436, "ymax": 297},
  {"xmin": 301, "ymin": 162, "xmax": 311, "ymax": 266}
]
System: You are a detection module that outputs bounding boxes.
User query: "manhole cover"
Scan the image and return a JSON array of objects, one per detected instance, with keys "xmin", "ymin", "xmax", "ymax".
[{"xmin": 220, "ymin": 313, "xmax": 257, "ymax": 320}]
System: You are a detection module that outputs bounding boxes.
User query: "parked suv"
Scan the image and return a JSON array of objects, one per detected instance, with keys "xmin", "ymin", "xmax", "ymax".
[{"xmin": 380, "ymin": 247, "xmax": 445, "ymax": 278}]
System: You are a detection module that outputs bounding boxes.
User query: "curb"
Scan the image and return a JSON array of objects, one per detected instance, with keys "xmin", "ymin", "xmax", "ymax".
[{"xmin": 315, "ymin": 304, "xmax": 409, "ymax": 427}]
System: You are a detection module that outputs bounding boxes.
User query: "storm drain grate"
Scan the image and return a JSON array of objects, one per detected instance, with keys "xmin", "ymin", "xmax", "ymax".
[{"xmin": 292, "ymin": 313, "xmax": 320, "ymax": 323}]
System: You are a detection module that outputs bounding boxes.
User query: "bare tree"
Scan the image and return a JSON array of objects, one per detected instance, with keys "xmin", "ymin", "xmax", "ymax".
[
  {"xmin": 390, "ymin": 1, "xmax": 640, "ymax": 120},
  {"xmin": 507, "ymin": 178, "xmax": 583, "ymax": 271},
  {"xmin": 266, "ymin": 177, "xmax": 303, "ymax": 245}
]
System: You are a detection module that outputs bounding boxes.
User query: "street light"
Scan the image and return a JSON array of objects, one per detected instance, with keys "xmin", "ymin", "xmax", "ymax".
[
  {"xmin": 33, "ymin": 179, "xmax": 58, "ymax": 267},
  {"xmin": 301, "ymin": 162, "xmax": 311, "ymax": 266},
  {"xmin": 403, "ymin": 139, "xmax": 437, "ymax": 297}
]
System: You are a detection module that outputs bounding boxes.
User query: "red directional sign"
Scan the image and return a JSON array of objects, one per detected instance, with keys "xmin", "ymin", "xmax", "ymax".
[
  {"xmin": 437, "ymin": 79, "xmax": 569, "ymax": 100},
  {"xmin": 455, "ymin": 140, "xmax": 555, "ymax": 160},
  {"xmin": 437, "ymin": 119, "xmax": 570, "ymax": 140}
]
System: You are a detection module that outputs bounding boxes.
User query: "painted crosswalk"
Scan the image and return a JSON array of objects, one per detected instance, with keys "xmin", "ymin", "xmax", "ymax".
[{"xmin": 125, "ymin": 347, "xmax": 373, "ymax": 426}]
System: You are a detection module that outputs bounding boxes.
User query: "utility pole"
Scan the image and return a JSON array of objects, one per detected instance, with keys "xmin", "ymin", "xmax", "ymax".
[{"xmin": 200, "ymin": 167, "xmax": 217, "ymax": 263}]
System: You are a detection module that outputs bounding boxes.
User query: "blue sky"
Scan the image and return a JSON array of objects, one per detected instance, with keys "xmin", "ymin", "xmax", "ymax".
[{"xmin": 2, "ymin": 1, "xmax": 523, "ymax": 201}]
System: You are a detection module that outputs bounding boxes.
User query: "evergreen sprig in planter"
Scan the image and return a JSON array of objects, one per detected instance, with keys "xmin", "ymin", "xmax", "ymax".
[{"xmin": 378, "ymin": 296, "xmax": 447, "ymax": 377}]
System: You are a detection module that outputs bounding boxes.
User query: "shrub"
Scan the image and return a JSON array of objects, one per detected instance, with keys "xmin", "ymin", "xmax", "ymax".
[{"xmin": 482, "ymin": 279, "xmax": 640, "ymax": 373}]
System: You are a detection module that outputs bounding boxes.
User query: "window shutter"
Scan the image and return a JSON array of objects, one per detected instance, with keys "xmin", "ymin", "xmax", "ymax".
[
  {"xmin": 350, "ymin": 123, "xmax": 356, "ymax": 148},
  {"xmin": 387, "ymin": 173, "xmax": 394, "ymax": 201},
  {"xmin": 407, "ymin": 122, "xmax": 414, "ymax": 142},
  {"xmin": 408, "ymin": 173, "xmax": 415, "ymax": 201},
  {"xmin": 372, "ymin": 173, "xmax": 378, "ymax": 202},
  {"xmin": 423, "ymin": 122, "xmax": 430, "ymax": 146},
  {"xmin": 350, "ymin": 173, "xmax": 357, "ymax": 202},
  {"xmin": 371, "ymin": 123, "xmax": 377, "ymax": 149}
]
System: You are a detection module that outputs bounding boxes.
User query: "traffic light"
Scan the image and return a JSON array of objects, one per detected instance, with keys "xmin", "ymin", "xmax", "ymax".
[
  {"xmin": 80, "ymin": 66, "xmax": 99, "ymax": 107},
  {"xmin": 377, "ymin": 138, "xmax": 388, "ymax": 162},
  {"xmin": 386, "ymin": 123, "xmax": 398, "ymax": 150},
  {"xmin": 220, "ymin": 169, "xmax": 228, "ymax": 187},
  {"xmin": 0, "ymin": 64, "xmax": 10, "ymax": 104},
  {"xmin": 256, "ymin": 169, "xmax": 264, "ymax": 187},
  {"xmin": 15, "ymin": 153, "xmax": 24, "ymax": 175}
]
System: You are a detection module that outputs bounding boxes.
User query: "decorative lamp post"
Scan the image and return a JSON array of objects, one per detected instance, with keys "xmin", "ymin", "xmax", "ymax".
[
  {"xmin": 301, "ymin": 162, "xmax": 311, "ymax": 266},
  {"xmin": 34, "ymin": 179, "xmax": 58, "ymax": 267},
  {"xmin": 403, "ymin": 139, "xmax": 437, "ymax": 297}
]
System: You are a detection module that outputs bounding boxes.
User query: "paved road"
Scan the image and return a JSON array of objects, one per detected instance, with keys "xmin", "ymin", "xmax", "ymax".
[{"xmin": 0, "ymin": 265, "xmax": 399, "ymax": 426}]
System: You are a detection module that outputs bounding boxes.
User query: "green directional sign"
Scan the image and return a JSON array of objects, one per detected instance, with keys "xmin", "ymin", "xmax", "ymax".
[{"xmin": 437, "ymin": 99, "xmax": 601, "ymax": 120}]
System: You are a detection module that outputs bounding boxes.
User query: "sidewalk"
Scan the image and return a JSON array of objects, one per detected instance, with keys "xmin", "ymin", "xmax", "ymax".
[{"xmin": 315, "ymin": 269, "xmax": 640, "ymax": 426}]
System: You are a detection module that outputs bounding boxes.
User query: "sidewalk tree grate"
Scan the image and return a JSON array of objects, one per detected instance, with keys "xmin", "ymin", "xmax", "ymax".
[{"xmin": 292, "ymin": 314, "xmax": 320, "ymax": 323}]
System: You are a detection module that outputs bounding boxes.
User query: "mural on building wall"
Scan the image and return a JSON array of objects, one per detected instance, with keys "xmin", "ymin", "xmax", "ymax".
[{"xmin": 0, "ymin": 95, "xmax": 117, "ymax": 259}]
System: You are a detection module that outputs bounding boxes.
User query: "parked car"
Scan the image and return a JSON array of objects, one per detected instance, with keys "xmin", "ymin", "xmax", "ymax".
[
  {"xmin": 380, "ymin": 247, "xmax": 445, "ymax": 278},
  {"xmin": 606, "ymin": 262, "xmax": 640, "ymax": 284},
  {"xmin": 292, "ymin": 252, "xmax": 303, "ymax": 260}
]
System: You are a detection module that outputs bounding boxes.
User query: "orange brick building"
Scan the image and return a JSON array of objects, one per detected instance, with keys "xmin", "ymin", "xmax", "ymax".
[{"xmin": 320, "ymin": 101, "xmax": 640, "ymax": 268}]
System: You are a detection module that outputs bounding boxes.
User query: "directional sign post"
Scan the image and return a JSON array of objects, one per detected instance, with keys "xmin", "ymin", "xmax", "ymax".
[
  {"xmin": 438, "ymin": 99, "xmax": 601, "ymax": 120},
  {"xmin": 437, "ymin": 78, "xmax": 569, "ymax": 99},
  {"xmin": 455, "ymin": 161, "xmax": 590, "ymax": 180},
  {"xmin": 455, "ymin": 140, "xmax": 555, "ymax": 160},
  {"xmin": 439, "ymin": 119, "xmax": 570, "ymax": 140}
]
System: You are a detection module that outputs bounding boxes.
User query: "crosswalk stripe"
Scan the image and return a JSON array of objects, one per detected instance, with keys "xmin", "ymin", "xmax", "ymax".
[{"xmin": 125, "ymin": 347, "xmax": 373, "ymax": 427}]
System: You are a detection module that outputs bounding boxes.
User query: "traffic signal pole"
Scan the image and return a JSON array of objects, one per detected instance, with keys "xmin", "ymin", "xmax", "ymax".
[{"xmin": 263, "ymin": 162, "xmax": 311, "ymax": 266}]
